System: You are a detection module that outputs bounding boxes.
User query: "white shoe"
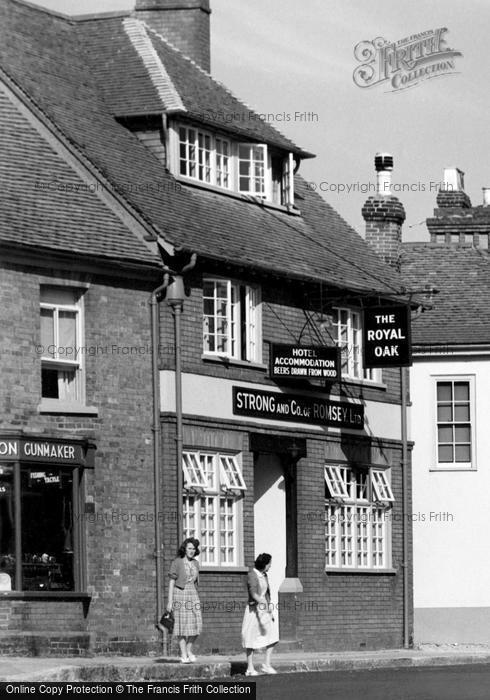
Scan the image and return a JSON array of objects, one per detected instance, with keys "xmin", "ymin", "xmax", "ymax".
[
  {"xmin": 180, "ymin": 657, "xmax": 190, "ymax": 664},
  {"xmin": 187, "ymin": 653, "xmax": 197, "ymax": 662},
  {"xmin": 260, "ymin": 664, "xmax": 277, "ymax": 674},
  {"xmin": 245, "ymin": 668, "xmax": 258, "ymax": 676}
]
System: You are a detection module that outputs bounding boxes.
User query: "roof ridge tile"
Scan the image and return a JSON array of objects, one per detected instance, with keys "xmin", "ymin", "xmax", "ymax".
[{"xmin": 123, "ymin": 18, "xmax": 186, "ymax": 113}]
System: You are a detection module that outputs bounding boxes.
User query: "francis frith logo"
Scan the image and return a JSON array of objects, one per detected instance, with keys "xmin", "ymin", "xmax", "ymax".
[{"xmin": 353, "ymin": 28, "xmax": 462, "ymax": 91}]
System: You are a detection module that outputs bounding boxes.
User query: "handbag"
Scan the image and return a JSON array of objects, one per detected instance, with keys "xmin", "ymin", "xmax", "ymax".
[{"xmin": 159, "ymin": 610, "xmax": 174, "ymax": 634}]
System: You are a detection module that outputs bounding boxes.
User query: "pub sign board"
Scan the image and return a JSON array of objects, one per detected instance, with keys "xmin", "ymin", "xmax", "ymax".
[
  {"xmin": 233, "ymin": 386, "xmax": 364, "ymax": 429},
  {"xmin": 363, "ymin": 306, "xmax": 412, "ymax": 368},
  {"xmin": 270, "ymin": 344, "xmax": 340, "ymax": 382}
]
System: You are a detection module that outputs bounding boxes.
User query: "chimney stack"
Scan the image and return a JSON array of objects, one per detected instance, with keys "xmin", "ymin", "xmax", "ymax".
[
  {"xmin": 482, "ymin": 188, "xmax": 490, "ymax": 206},
  {"xmin": 135, "ymin": 0, "xmax": 211, "ymax": 72},
  {"xmin": 362, "ymin": 153, "xmax": 405, "ymax": 271}
]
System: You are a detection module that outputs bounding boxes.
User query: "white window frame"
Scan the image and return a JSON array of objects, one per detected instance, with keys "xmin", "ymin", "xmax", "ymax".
[
  {"xmin": 202, "ymin": 277, "xmax": 262, "ymax": 363},
  {"xmin": 432, "ymin": 375, "xmax": 476, "ymax": 471},
  {"xmin": 325, "ymin": 465, "xmax": 393, "ymax": 570},
  {"xmin": 171, "ymin": 122, "xmax": 292, "ymax": 206},
  {"xmin": 40, "ymin": 287, "xmax": 84, "ymax": 406},
  {"xmin": 182, "ymin": 450, "xmax": 246, "ymax": 567},
  {"xmin": 334, "ymin": 308, "xmax": 381, "ymax": 383}
]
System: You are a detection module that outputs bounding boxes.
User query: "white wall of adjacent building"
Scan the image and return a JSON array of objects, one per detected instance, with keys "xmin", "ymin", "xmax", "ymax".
[{"xmin": 411, "ymin": 354, "xmax": 490, "ymax": 642}]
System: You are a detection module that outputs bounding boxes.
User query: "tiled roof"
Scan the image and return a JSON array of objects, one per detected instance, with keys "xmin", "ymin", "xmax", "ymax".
[
  {"xmin": 0, "ymin": 88, "xmax": 160, "ymax": 267},
  {"xmin": 78, "ymin": 16, "xmax": 312, "ymax": 157},
  {"xmin": 0, "ymin": 0, "xmax": 404, "ymax": 297},
  {"xmin": 402, "ymin": 243, "xmax": 490, "ymax": 345}
]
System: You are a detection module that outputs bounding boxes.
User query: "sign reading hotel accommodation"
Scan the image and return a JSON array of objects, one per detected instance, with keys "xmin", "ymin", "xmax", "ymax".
[
  {"xmin": 0, "ymin": 438, "xmax": 84, "ymax": 463},
  {"xmin": 363, "ymin": 306, "xmax": 412, "ymax": 368},
  {"xmin": 270, "ymin": 344, "xmax": 340, "ymax": 381},
  {"xmin": 232, "ymin": 387, "xmax": 363, "ymax": 429}
]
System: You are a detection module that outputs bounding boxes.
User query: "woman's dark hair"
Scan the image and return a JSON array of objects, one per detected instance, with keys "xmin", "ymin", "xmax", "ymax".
[
  {"xmin": 254, "ymin": 553, "xmax": 272, "ymax": 571},
  {"xmin": 178, "ymin": 537, "xmax": 200, "ymax": 558}
]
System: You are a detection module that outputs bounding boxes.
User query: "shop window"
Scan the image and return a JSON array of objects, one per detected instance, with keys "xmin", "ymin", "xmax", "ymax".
[
  {"xmin": 40, "ymin": 287, "xmax": 84, "ymax": 406},
  {"xmin": 203, "ymin": 278, "xmax": 261, "ymax": 362},
  {"xmin": 334, "ymin": 308, "xmax": 381, "ymax": 383},
  {"xmin": 174, "ymin": 123, "xmax": 293, "ymax": 206},
  {"xmin": 434, "ymin": 377, "xmax": 475, "ymax": 469},
  {"xmin": 0, "ymin": 464, "xmax": 82, "ymax": 591},
  {"xmin": 325, "ymin": 465, "xmax": 393, "ymax": 570},
  {"xmin": 182, "ymin": 451, "xmax": 246, "ymax": 567}
]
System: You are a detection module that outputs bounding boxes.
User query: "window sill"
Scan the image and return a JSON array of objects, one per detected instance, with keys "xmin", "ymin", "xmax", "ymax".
[
  {"xmin": 429, "ymin": 465, "xmax": 476, "ymax": 472},
  {"xmin": 0, "ymin": 591, "xmax": 91, "ymax": 600},
  {"xmin": 326, "ymin": 568, "xmax": 397, "ymax": 575},
  {"xmin": 201, "ymin": 354, "xmax": 268, "ymax": 371},
  {"xmin": 38, "ymin": 400, "xmax": 99, "ymax": 416},
  {"xmin": 200, "ymin": 566, "xmax": 249, "ymax": 573},
  {"xmin": 175, "ymin": 176, "xmax": 301, "ymax": 215}
]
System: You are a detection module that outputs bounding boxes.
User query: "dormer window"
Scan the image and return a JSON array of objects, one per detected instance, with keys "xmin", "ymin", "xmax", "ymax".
[{"xmin": 173, "ymin": 122, "xmax": 294, "ymax": 206}]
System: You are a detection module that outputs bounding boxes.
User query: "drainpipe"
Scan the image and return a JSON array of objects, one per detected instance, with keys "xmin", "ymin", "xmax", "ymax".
[
  {"xmin": 401, "ymin": 366, "xmax": 409, "ymax": 648},
  {"xmin": 149, "ymin": 278, "xmax": 169, "ymax": 651},
  {"xmin": 164, "ymin": 254, "xmax": 197, "ymax": 547}
]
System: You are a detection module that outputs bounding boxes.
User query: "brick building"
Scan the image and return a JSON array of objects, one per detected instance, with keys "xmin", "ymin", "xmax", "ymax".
[{"xmin": 0, "ymin": 0, "xmax": 413, "ymax": 654}]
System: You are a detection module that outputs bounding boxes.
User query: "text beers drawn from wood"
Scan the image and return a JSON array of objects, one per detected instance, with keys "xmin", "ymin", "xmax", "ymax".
[{"xmin": 270, "ymin": 344, "xmax": 341, "ymax": 381}]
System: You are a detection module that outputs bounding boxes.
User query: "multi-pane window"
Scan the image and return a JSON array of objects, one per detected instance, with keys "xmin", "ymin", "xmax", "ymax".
[
  {"xmin": 325, "ymin": 465, "xmax": 393, "ymax": 569},
  {"xmin": 334, "ymin": 308, "xmax": 381, "ymax": 382},
  {"xmin": 175, "ymin": 123, "xmax": 293, "ymax": 206},
  {"xmin": 182, "ymin": 451, "xmax": 246, "ymax": 567},
  {"xmin": 238, "ymin": 144, "xmax": 267, "ymax": 196},
  {"xmin": 435, "ymin": 378, "xmax": 474, "ymax": 468},
  {"xmin": 40, "ymin": 287, "xmax": 83, "ymax": 404},
  {"xmin": 203, "ymin": 278, "xmax": 261, "ymax": 362}
]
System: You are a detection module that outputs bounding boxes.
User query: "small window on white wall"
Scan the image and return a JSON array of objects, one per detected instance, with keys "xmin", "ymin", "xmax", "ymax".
[{"xmin": 434, "ymin": 376, "xmax": 476, "ymax": 470}]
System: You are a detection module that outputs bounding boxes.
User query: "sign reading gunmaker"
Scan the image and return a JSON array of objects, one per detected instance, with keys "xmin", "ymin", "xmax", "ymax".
[
  {"xmin": 232, "ymin": 387, "xmax": 364, "ymax": 429},
  {"xmin": 363, "ymin": 306, "xmax": 412, "ymax": 368},
  {"xmin": 270, "ymin": 344, "xmax": 340, "ymax": 381},
  {"xmin": 0, "ymin": 437, "xmax": 85, "ymax": 463}
]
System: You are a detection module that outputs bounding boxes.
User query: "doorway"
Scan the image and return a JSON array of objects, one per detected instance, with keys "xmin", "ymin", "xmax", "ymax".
[{"xmin": 253, "ymin": 453, "xmax": 286, "ymax": 639}]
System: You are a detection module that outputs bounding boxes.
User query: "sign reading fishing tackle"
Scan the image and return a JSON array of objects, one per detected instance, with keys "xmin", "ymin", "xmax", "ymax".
[{"xmin": 363, "ymin": 306, "xmax": 412, "ymax": 368}]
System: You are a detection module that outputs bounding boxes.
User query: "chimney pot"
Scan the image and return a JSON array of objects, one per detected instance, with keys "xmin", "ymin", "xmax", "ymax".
[
  {"xmin": 483, "ymin": 188, "xmax": 490, "ymax": 206},
  {"xmin": 443, "ymin": 167, "xmax": 465, "ymax": 192},
  {"xmin": 374, "ymin": 152, "xmax": 393, "ymax": 195}
]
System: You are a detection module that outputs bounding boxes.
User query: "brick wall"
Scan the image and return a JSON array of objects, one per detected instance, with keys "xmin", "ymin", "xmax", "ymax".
[
  {"xmin": 0, "ymin": 261, "xmax": 159, "ymax": 654},
  {"xmin": 159, "ymin": 269, "xmax": 402, "ymax": 405}
]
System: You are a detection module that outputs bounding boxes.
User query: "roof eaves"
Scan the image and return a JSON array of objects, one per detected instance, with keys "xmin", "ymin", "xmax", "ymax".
[{"xmin": 123, "ymin": 18, "xmax": 186, "ymax": 114}]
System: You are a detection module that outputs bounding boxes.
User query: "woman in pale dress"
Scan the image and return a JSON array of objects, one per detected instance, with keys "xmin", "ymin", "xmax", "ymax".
[{"xmin": 241, "ymin": 552, "xmax": 278, "ymax": 675}]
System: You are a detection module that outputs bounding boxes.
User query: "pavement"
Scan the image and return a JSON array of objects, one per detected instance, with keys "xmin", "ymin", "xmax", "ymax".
[{"xmin": 1, "ymin": 645, "xmax": 490, "ymax": 682}]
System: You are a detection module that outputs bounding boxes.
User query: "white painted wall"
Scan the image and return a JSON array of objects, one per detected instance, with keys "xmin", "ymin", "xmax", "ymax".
[
  {"xmin": 411, "ymin": 355, "xmax": 490, "ymax": 608},
  {"xmin": 160, "ymin": 371, "xmax": 402, "ymax": 441},
  {"xmin": 253, "ymin": 453, "xmax": 286, "ymax": 640}
]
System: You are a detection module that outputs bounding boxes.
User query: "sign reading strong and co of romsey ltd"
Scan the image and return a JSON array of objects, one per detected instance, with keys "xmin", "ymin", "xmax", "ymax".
[
  {"xmin": 270, "ymin": 344, "xmax": 340, "ymax": 381},
  {"xmin": 232, "ymin": 387, "xmax": 364, "ymax": 429},
  {"xmin": 363, "ymin": 306, "xmax": 412, "ymax": 368}
]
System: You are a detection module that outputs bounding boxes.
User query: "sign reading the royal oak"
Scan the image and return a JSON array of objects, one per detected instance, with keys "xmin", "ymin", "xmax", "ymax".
[
  {"xmin": 0, "ymin": 438, "xmax": 85, "ymax": 463},
  {"xmin": 232, "ymin": 387, "xmax": 363, "ymax": 429},
  {"xmin": 363, "ymin": 306, "xmax": 412, "ymax": 368},
  {"xmin": 270, "ymin": 344, "xmax": 340, "ymax": 382}
]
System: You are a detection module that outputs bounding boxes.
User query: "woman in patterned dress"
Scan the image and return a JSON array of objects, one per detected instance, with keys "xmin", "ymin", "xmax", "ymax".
[
  {"xmin": 241, "ymin": 553, "xmax": 278, "ymax": 675},
  {"xmin": 166, "ymin": 538, "xmax": 202, "ymax": 663}
]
